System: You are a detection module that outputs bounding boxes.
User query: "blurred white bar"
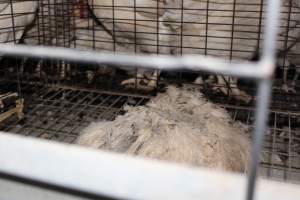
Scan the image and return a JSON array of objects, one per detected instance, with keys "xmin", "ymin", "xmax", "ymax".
[
  {"xmin": 262, "ymin": 0, "xmax": 281, "ymax": 61},
  {"xmin": 0, "ymin": 44, "xmax": 273, "ymax": 79},
  {"xmin": 246, "ymin": 0, "xmax": 281, "ymax": 199},
  {"xmin": 0, "ymin": 132, "xmax": 299, "ymax": 200},
  {"xmin": 0, "ymin": 178, "xmax": 89, "ymax": 200}
]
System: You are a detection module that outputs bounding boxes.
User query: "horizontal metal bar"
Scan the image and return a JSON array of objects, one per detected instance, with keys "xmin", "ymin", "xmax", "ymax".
[
  {"xmin": 0, "ymin": 44, "xmax": 273, "ymax": 79},
  {"xmin": 0, "ymin": 178, "xmax": 95, "ymax": 200},
  {"xmin": 0, "ymin": 133, "xmax": 299, "ymax": 200}
]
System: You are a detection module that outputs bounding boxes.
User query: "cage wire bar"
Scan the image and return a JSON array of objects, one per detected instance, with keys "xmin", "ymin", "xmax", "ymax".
[
  {"xmin": 0, "ymin": 0, "xmax": 286, "ymax": 200},
  {"xmin": 1, "ymin": 132, "xmax": 300, "ymax": 200},
  {"xmin": 246, "ymin": 0, "xmax": 281, "ymax": 199}
]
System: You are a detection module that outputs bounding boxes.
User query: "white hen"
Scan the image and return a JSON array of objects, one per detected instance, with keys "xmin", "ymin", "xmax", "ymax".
[
  {"xmin": 0, "ymin": 1, "xmax": 38, "ymax": 44},
  {"xmin": 0, "ymin": 1, "xmax": 38, "ymax": 77},
  {"xmin": 86, "ymin": 0, "xmax": 172, "ymax": 90},
  {"xmin": 163, "ymin": 0, "xmax": 300, "ymax": 101}
]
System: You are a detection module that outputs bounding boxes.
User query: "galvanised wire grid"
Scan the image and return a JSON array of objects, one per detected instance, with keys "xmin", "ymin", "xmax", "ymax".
[
  {"xmin": 0, "ymin": 81, "xmax": 299, "ymax": 184},
  {"xmin": 0, "ymin": 83, "xmax": 149, "ymax": 144},
  {"xmin": 0, "ymin": 0, "xmax": 291, "ymax": 200}
]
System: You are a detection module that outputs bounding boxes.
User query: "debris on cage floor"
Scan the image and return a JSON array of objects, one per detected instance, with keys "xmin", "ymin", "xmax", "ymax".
[{"xmin": 0, "ymin": 81, "xmax": 299, "ymax": 183}]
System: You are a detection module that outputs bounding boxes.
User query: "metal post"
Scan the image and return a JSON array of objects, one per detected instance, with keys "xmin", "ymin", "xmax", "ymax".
[
  {"xmin": 247, "ymin": 0, "xmax": 281, "ymax": 199},
  {"xmin": 247, "ymin": 78, "xmax": 272, "ymax": 200}
]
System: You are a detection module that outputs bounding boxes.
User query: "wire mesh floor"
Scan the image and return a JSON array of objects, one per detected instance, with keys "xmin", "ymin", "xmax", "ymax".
[
  {"xmin": 0, "ymin": 82, "xmax": 299, "ymax": 183},
  {"xmin": 0, "ymin": 83, "xmax": 149, "ymax": 143}
]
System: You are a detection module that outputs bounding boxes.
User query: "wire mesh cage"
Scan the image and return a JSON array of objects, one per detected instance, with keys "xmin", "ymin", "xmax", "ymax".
[
  {"xmin": 3, "ymin": 0, "xmax": 300, "ymax": 106},
  {"xmin": 0, "ymin": 0, "xmax": 300, "ymax": 199}
]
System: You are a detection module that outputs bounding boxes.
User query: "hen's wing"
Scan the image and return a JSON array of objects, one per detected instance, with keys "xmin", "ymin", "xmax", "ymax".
[{"xmin": 0, "ymin": 1, "xmax": 38, "ymax": 44}]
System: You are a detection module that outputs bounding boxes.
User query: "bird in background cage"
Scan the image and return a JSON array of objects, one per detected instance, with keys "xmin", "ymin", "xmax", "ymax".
[
  {"xmin": 276, "ymin": 20, "xmax": 300, "ymax": 93},
  {"xmin": 0, "ymin": 0, "xmax": 38, "ymax": 74},
  {"xmin": 76, "ymin": 0, "xmax": 172, "ymax": 91},
  {"xmin": 19, "ymin": 0, "xmax": 73, "ymax": 82},
  {"xmin": 162, "ymin": 0, "xmax": 300, "ymax": 102},
  {"xmin": 0, "ymin": 0, "xmax": 38, "ymax": 81},
  {"xmin": 75, "ymin": 0, "xmax": 300, "ymax": 101},
  {"xmin": 0, "ymin": 1, "xmax": 38, "ymax": 44}
]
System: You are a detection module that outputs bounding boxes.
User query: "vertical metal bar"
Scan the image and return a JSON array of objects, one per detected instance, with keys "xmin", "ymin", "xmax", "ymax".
[
  {"xmin": 46, "ymin": 0, "xmax": 51, "ymax": 45},
  {"xmin": 205, "ymin": 0, "xmax": 209, "ymax": 56},
  {"xmin": 54, "ymin": 0, "xmax": 58, "ymax": 46},
  {"xmin": 8, "ymin": 0, "xmax": 22, "ymax": 96},
  {"xmin": 61, "ymin": 0, "xmax": 66, "ymax": 47},
  {"xmin": 157, "ymin": 0, "xmax": 159, "ymax": 54},
  {"xmin": 257, "ymin": 0, "xmax": 264, "ymax": 53},
  {"xmin": 156, "ymin": 0, "xmax": 162, "ymax": 89},
  {"xmin": 67, "ymin": 0, "xmax": 72, "ymax": 48},
  {"xmin": 246, "ymin": 109, "xmax": 251, "ymax": 125},
  {"xmin": 134, "ymin": 0, "xmax": 138, "ymax": 91},
  {"xmin": 270, "ymin": 112, "xmax": 277, "ymax": 178},
  {"xmin": 247, "ymin": 0, "xmax": 281, "ymax": 199},
  {"xmin": 180, "ymin": 0, "xmax": 184, "ymax": 56},
  {"xmin": 112, "ymin": 0, "xmax": 116, "ymax": 51},
  {"xmin": 229, "ymin": 0, "xmax": 236, "ymax": 61},
  {"xmin": 262, "ymin": 0, "xmax": 281, "ymax": 61},
  {"xmin": 37, "ymin": 0, "xmax": 42, "ymax": 45},
  {"xmin": 247, "ymin": 79, "xmax": 272, "ymax": 200},
  {"xmin": 288, "ymin": 114, "xmax": 292, "ymax": 180},
  {"xmin": 179, "ymin": 0, "xmax": 184, "ymax": 81},
  {"xmin": 281, "ymin": 0, "xmax": 292, "ymax": 81},
  {"xmin": 91, "ymin": 0, "xmax": 96, "ymax": 50},
  {"xmin": 9, "ymin": 0, "xmax": 16, "ymax": 43},
  {"xmin": 72, "ymin": 0, "xmax": 76, "ymax": 48}
]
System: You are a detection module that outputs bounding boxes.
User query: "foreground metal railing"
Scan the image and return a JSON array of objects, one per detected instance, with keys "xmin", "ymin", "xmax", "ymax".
[
  {"xmin": 1, "ymin": 132, "xmax": 300, "ymax": 200},
  {"xmin": 0, "ymin": 0, "xmax": 290, "ymax": 199}
]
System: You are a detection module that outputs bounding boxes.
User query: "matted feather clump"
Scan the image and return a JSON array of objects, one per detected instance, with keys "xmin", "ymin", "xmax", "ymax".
[{"xmin": 77, "ymin": 86, "xmax": 251, "ymax": 173}]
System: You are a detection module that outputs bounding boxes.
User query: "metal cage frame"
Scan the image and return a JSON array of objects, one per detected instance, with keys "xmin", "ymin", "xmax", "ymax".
[{"xmin": 0, "ymin": 0, "xmax": 298, "ymax": 200}]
